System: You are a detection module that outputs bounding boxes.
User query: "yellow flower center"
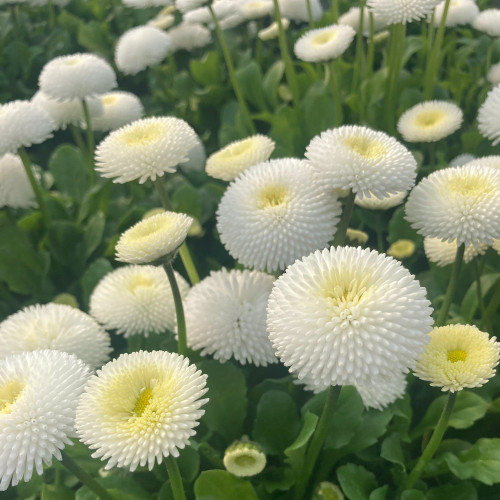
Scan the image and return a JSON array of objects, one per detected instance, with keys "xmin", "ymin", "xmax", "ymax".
[
  {"xmin": 258, "ymin": 186, "xmax": 289, "ymax": 209},
  {"xmin": 220, "ymin": 140, "xmax": 252, "ymax": 159},
  {"xmin": 234, "ymin": 454, "xmax": 256, "ymax": 467},
  {"xmin": 120, "ymin": 123, "xmax": 163, "ymax": 147},
  {"xmin": 64, "ymin": 58, "xmax": 81, "ymax": 66},
  {"xmin": 448, "ymin": 349, "xmax": 467, "ymax": 363},
  {"xmin": 102, "ymin": 95, "xmax": 119, "ymax": 105},
  {"xmin": 311, "ymin": 30, "xmax": 337, "ymax": 45},
  {"xmin": 415, "ymin": 110, "xmax": 445, "ymax": 128},
  {"xmin": 127, "ymin": 275, "xmax": 154, "ymax": 293},
  {"xmin": 447, "ymin": 174, "xmax": 493, "ymax": 198},
  {"xmin": 0, "ymin": 380, "xmax": 24, "ymax": 415},
  {"xmin": 133, "ymin": 387, "xmax": 153, "ymax": 416},
  {"xmin": 344, "ymin": 136, "xmax": 386, "ymax": 159},
  {"xmin": 387, "ymin": 239, "xmax": 416, "ymax": 259},
  {"xmin": 129, "ymin": 216, "xmax": 172, "ymax": 241}
]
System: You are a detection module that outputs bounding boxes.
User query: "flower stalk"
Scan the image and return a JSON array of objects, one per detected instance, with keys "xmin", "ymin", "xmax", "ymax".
[
  {"xmin": 165, "ymin": 456, "xmax": 187, "ymax": 500},
  {"xmin": 81, "ymin": 99, "xmax": 96, "ymax": 185},
  {"xmin": 333, "ymin": 191, "xmax": 356, "ymax": 246}
]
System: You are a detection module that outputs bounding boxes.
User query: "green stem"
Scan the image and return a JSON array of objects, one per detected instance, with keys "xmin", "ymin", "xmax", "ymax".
[
  {"xmin": 81, "ymin": 99, "xmax": 96, "ymax": 185},
  {"xmin": 61, "ymin": 450, "xmax": 115, "ymax": 500},
  {"xmin": 209, "ymin": 6, "xmax": 256, "ymax": 134},
  {"xmin": 293, "ymin": 386, "xmax": 342, "ymax": 500},
  {"xmin": 330, "ymin": 60, "xmax": 343, "ymax": 126},
  {"xmin": 366, "ymin": 13, "xmax": 375, "ymax": 80},
  {"xmin": 18, "ymin": 147, "xmax": 50, "ymax": 228},
  {"xmin": 306, "ymin": 0, "xmax": 314, "ymax": 26},
  {"xmin": 473, "ymin": 257, "xmax": 491, "ymax": 332},
  {"xmin": 165, "ymin": 456, "xmax": 187, "ymax": 500},
  {"xmin": 404, "ymin": 392, "xmax": 457, "ymax": 490},
  {"xmin": 333, "ymin": 191, "xmax": 356, "ymax": 247},
  {"xmin": 436, "ymin": 243, "xmax": 465, "ymax": 326},
  {"xmin": 69, "ymin": 124, "xmax": 87, "ymax": 156},
  {"xmin": 481, "ymin": 281, "xmax": 500, "ymax": 330},
  {"xmin": 423, "ymin": 0, "xmax": 451, "ymax": 99},
  {"xmin": 155, "ymin": 177, "xmax": 172, "ymax": 210},
  {"xmin": 330, "ymin": 0, "xmax": 339, "ymax": 22},
  {"xmin": 272, "ymin": 0, "xmax": 301, "ymax": 119},
  {"xmin": 352, "ymin": 1, "xmax": 366, "ymax": 93},
  {"xmin": 163, "ymin": 261, "xmax": 188, "ymax": 356},
  {"xmin": 375, "ymin": 212, "xmax": 385, "ymax": 253},
  {"xmin": 47, "ymin": 0, "xmax": 55, "ymax": 29}
]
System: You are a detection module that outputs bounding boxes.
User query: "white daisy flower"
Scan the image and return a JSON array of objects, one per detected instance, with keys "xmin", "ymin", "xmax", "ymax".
[
  {"xmin": 267, "ymin": 246, "xmax": 433, "ymax": 386},
  {"xmin": 367, "ymin": 0, "xmax": 441, "ymax": 25},
  {"xmin": 432, "ymin": 0, "xmax": 478, "ymax": 27},
  {"xmin": 258, "ymin": 19, "xmax": 290, "ymax": 40},
  {"xmin": 216, "ymin": 158, "xmax": 341, "ymax": 272},
  {"xmin": 355, "ymin": 190, "xmax": 407, "ymax": 210},
  {"xmin": 183, "ymin": 6, "xmax": 212, "ymax": 24},
  {"xmin": 423, "ymin": 237, "xmax": 487, "ymax": 267},
  {"xmin": 184, "ymin": 269, "xmax": 277, "ymax": 366},
  {"xmin": 478, "ymin": 85, "xmax": 500, "ymax": 146},
  {"xmin": 115, "ymin": 211, "xmax": 193, "ymax": 264},
  {"xmin": 168, "ymin": 23, "xmax": 211, "ymax": 52},
  {"xmin": 223, "ymin": 440, "xmax": 266, "ymax": 477},
  {"xmin": 405, "ymin": 164, "xmax": 500, "ymax": 246},
  {"xmin": 356, "ymin": 373, "xmax": 407, "ymax": 410},
  {"xmin": 397, "ymin": 101, "xmax": 463, "ymax": 142},
  {"xmin": 0, "ymin": 350, "xmax": 90, "ymax": 491},
  {"xmin": 206, "ymin": 135, "xmax": 275, "ymax": 181},
  {"xmin": 75, "ymin": 351, "xmax": 208, "ymax": 471},
  {"xmin": 294, "ymin": 24, "xmax": 356, "ymax": 62},
  {"xmin": 90, "ymin": 265, "xmax": 189, "ymax": 338},
  {"xmin": 0, "ymin": 100, "xmax": 55, "ymax": 156},
  {"xmin": 473, "ymin": 9, "xmax": 500, "ymax": 37},
  {"xmin": 305, "ymin": 125, "xmax": 417, "ymax": 200},
  {"xmin": 464, "ymin": 155, "xmax": 500, "ymax": 170},
  {"xmin": 240, "ymin": 0, "xmax": 274, "ymax": 19},
  {"xmin": 449, "ymin": 153, "xmax": 475, "ymax": 167},
  {"xmin": 95, "ymin": 116, "xmax": 198, "ymax": 183},
  {"xmin": 88, "ymin": 91, "xmax": 143, "ymax": 132},
  {"xmin": 148, "ymin": 14, "xmax": 176, "ymax": 30},
  {"xmin": 0, "ymin": 304, "xmax": 112, "ymax": 370},
  {"xmin": 179, "ymin": 134, "xmax": 206, "ymax": 172},
  {"xmin": 39, "ymin": 53, "xmax": 116, "ymax": 101},
  {"xmin": 0, "ymin": 154, "xmax": 36, "ymax": 209},
  {"xmin": 339, "ymin": 7, "xmax": 387, "ymax": 36},
  {"xmin": 176, "ymin": 0, "xmax": 206, "ymax": 13},
  {"xmin": 115, "ymin": 26, "xmax": 171, "ymax": 75},
  {"xmin": 278, "ymin": 0, "xmax": 322, "ymax": 22}
]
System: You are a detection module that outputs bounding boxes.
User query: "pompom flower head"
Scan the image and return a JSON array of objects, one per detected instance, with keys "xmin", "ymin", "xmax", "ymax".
[
  {"xmin": 95, "ymin": 117, "xmax": 198, "ymax": 183},
  {"xmin": 240, "ymin": 0, "xmax": 274, "ymax": 20},
  {"xmin": 206, "ymin": 135, "xmax": 275, "ymax": 181},
  {"xmin": 90, "ymin": 91, "xmax": 143, "ymax": 132},
  {"xmin": 355, "ymin": 190, "xmax": 407, "ymax": 210},
  {"xmin": 414, "ymin": 325, "xmax": 500, "ymax": 392},
  {"xmin": 423, "ymin": 237, "xmax": 487, "ymax": 267},
  {"xmin": 0, "ymin": 154, "xmax": 36, "ymax": 209},
  {"xmin": 216, "ymin": 158, "xmax": 341, "ymax": 272},
  {"xmin": 223, "ymin": 440, "xmax": 266, "ymax": 477},
  {"xmin": 0, "ymin": 100, "xmax": 55, "ymax": 156},
  {"xmin": 356, "ymin": 373, "xmax": 407, "ymax": 410},
  {"xmin": 405, "ymin": 164, "xmax": 500, "ymax": 246},
  {"xmin": 278, "ymin": 0, "xmax": 322, "ymax": 22},
  {"xmin": 75, "ymin": 350, "xmax": 208, "ymax": 471},
  {"xmin": 115, "ymin": 211, "xmax": 193, "ymax": 264},
  {"xmin": 294, "ymin": 24, "xmax": 356, "ymax": 62},
  {"xmin": 397, "ymin": 101, "xmax": 463, "ymax": 142},
  {"xmin": 473, "ymin": 9, "xmax": 500, "ymax": 37},
  {"xmin": 184, "ymin": 269, "xmax": 277, "ymax": 366},
  {"xmin": 433, "ymin": 0, "xmax": 478, "ymax": 27},
  {"xmin": 168, "ymin": 23, "xmax": 211, "ymax": 52},
  {"xmin": 0, "ymin": 303, "xmax": 111, "ymax": 370},
  {"xmin": 39, "ymin": 53, "xmax": 116, "ymax": 100},
  {"xmin": 115, "ymin": 26, "xmax": 171, "ymax": 75},
  {"xmin": 90, "ymin": 265, "xmax": 189, "ymax": 337},
  {"xmin": 367, "ymin": 0, "xmax": 441, "ymax": 25},
  {"xmin": 478, "ymin": 85, "xmax": 500, "ymax": 146},
  {"xmin": 0, "ymin": 350, "xmax": 90, "ymax": 490},
  {"xmin": 305, "ymin": 125, "xmax": 417, "ymax": 199},
  {"xmin": 267, "ymin": 246, "xmax": 433, "ymax": 387}
]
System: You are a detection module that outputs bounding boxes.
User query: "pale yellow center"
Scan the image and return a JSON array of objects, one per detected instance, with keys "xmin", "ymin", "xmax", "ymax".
[
  {"xmin": 234, "ymin": 454, "xmax": 256, "ymax": 467},
  {"xmin": 64, "ymin": 58, "xmax": 81, "ymax": 66},
  {"xmin": 311, "ymin": 30, "xmax": 337, "ymax": 45},
  {"xmin": 127, "ymin": 275, "xmax": 154, "ymax": 293},
  {"xmin": 219, "ymin": 140, "xmax": 252, "ymax": 159},
  {"xmin": 447, "ymin": 175, "xmax": 493, "ymax": 198},
  {"xmin": 133, "ymin": 387, "xmax": 153, "ymax": 416},
  {"xmin": 0, "ymin": 380, "xmax": 24, "ymax": 415},
  {"xmin": 129, "ymin": 217, "xmax": 172, "ymax": 241},
  {"xmin": 415, "ymin": 110, "xmax": 445, "ymax": 128},
  {"xmin": 120, "ymin": 123, "xmax": 163, "ymax": 147},
  {"xmin": 325, "ymin": 280, "xmax": 368, "ymax": 307},
  {"xmin": 102, "ymin": 95, "xmax": 118, "ymax": 105},
  {"xmin": 448, "ymin": 349, "xmax": 467, "ymax": 363},
  {"xmin": 258, "ymin": 186, "xmax": 289, "ymax": 209},
  {"xmin": 344, "ymin": 136, "xmax": 386, "ymax": 159}
]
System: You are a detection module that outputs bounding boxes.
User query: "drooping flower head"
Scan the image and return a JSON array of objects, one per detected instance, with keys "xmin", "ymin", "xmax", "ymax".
[
  {"xmin": 39, "ymin": 53, "xmax": 116, "ymax": 100},
  {"xmin": 478, "ymin": 85, "xmax": 500, "ymax": 146},
  {"xmin": 305, "ymin": 125, "xmax": 417, "ymax": 199},
  {"xmin": 0, "ymin": 350, "xmax": 90, "ymax": 491},
  {"xmin": 367, "ymin": 0, "xmax": 441, "ymax": 25},
  {"xmin": 95, "ymin": 117, "xmax": 198, "ymax": 183},
  {"xmin": 405, "ymin": 164, "xmax": 500, "ymax": 246},
  {"xmin": 294, "ymin": 24, "xmax": 356, "ymax": 62},
  {"xmin": 223, "ymin": 440, "xmax": 266, "ymax": 477},
  {"xmin": 414, "ymin": 325, "xmax": 500, "ymax": 392},
  {"xmin": 397, "ymin": 101, "xmax": 463, "ymax": 142},
  {"xmin": 0, "ymin": 304, "xmax": 111, "ymax": 370},
  {"xmin": 75, "ymin": 350, "xmax": 208, "ymax": 471},
  {"xmin": 90, "ymin": 265, "xmax": 190, "ymax": 337},
  {"xmin": 206, "ymin": 135, "xmax": 275, "ymax": 181},
  {"xmin": 0, "ymin": 154, "xmax": 36, "ymax": 209},
  {"xmin": 423, "ymin": 237, "xmax": 487, "ymax": 267},
  {"xmin": 184, "ymin": 269, "xmax": 277, "ymax": 366},
  {"xmin": 216, "ymin": 158, "xmax": 341, "ymax": 272},
  {"xmin": 267, "ymin": 246, "xmax": 433, "ymax": 387},
  {"xmin": 115, "ymin": 211, "xmax": 193, "ymax": 264},
  {"xmin": 89, "ymin": 91, "xmax": 143, "ymax": 132}
]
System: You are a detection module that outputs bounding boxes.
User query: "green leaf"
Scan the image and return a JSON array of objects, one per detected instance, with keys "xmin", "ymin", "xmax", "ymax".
[
  {"xmin": 442, "ymin": 438, "xmax": 500, "ymax": 485},
  {"xmin": 400, "ymin": 490, "xmax": 426, "ymax": 500},
  {"xmin": 387, "ymin": 206, "xmax": 421, "ymax": 245},
  {"xmin": 284, "ymin": 411, "xmax": 318, "ymax": 475},
  {"xmin": 47, "ymin": 221, "xmax": 86, "ymax": 269},
  {"xmin": 461, "ymin": 273, "xmax": 500, "ymax": 321},
  {"xmin": 411, "ymin": 392, "xmax": 489, "ymax": 438},
  {"xmin": 201, "ymin": 360, "xmax": 247, "ymax": 442},
  {"xmin": 303, "ymin": 81, "xmax": 336, "ymax": 140},
  {"xmin": 427, "ymin": 482, "xmax": 477, "ymax": 500},
  {"xmin": 194, "ymin": 470, "xmax": 258, "ymax": 500},
  {"xmin": 252, "ymin": 390, "xmax": 301, "ymax": 455},
  {"xmin": 369, "ymin": 486, "xmax": 389, "ymax": 500},
  {"xmin": 80, "ymin": 258, "xmax": 113, "ymax": 308},
  {"xmin": 337, "ymin": 464, "xmax": 377, "ymax": 500},
  {"xmin": 381, "ymin": 433, "xmax": 405, "ymax": 469},
  {"xmin": 49, "ymin": 145, "xmax": 89, "ymax": 203},
  {"xmin": 262, "ymin": 61, "xmax": 285, "ymax": 109},
  {"xmin": 401, "ymin": 36, "xmax": 425, "ymax": 67},
  {"xmin": 235, "ymin": 61, "xmax": 268, "ymax": 111},
  {"xmin": 172, "ymin": 184, "xmax": 202, "ymax": 220},
  {"xmin": 190, "ymin": 51, "xmax": 221, "ymax": 87},
  {"xmin": 177, "ymin": 445, "xmax": 200, "ymax": 482},
  {"xmin": 77, "ymin": 21, "xmax": 112, "ymax": 58},
  {"xmin": 83, "ymin": 211, "xmax": 105, "ymax": 259}
]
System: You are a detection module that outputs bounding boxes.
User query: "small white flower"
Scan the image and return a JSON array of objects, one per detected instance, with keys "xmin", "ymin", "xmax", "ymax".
[
  {"xmin": 278, "ymin": 0, "xmax": 322, "ymax": 22},
  {"xmin": 240, "ymin": 0, "xmax": 274, "ymax": 19},
  {"xmin": 223, "ymin": 440, "xmax": 266, "ymax": 477},
  {"xmin": 183, "ymin": 6, "xmax": 212, "ymax": 24},
  {"xmin": 89, "ymin": 92, "xmax": 143, "ymax": 132},
  {"xmin": 0, "ymin": 303, "xmax": 112, "ymax": 370},
  {"xmin": 90, "ymin": 265, "xmax": 189, "ymax": 337},
  {"xmin": 0, "ymin": 350, "xmax": 90, "ymax": 491},
  {"xmin": 464, "ymin": 155, "xmax": 500, "ymax": 170},
  {"xmin": 115, "ymin": 26, "xmax": 171, "ymax": 75},
  {"xmin": 176, "ymin": 0, "xmax": 206, "ymax": 13},
  {"xmin": 339, "ymin": 7, "xmax": 386, "ymax": 36},
  {"xmin": 355, "ymin": 191, "xmax": 407, "ymax": 210},
  {"xmin": 398, "ymin": 100, "xmax": 463, "ymax": 142},
  {"xmin": 424, "ymin": 237, "xmax": 487, "ymax": 267},
  {"xmin": 367, "ymin": 0, "xmax": 441, "ymax": 25},
  {"xmin": 258, "ymin": 19, "xmax": 290, "ymax": 40},
  {"xmin": 184, "ymin": 269, "xmax": 277, "ymax": 366},
  {"xmin": 449, "ymin": 153, "xmax": 475, "ymax": 167},
  {"xmin": 39, "ymin": 53, "xmax": 116, "ymax": 101},
  {"xmin": 0, "ymin": 154, "xmax": 36, "ymax": 209},
  {"xmin": 478, "ymin": 85, "xmax": 500, "ymax": 146},
  {"xmin": 168, "ymin": 23, "xmax": 211, "ymax": 52},
  {"xmin": 473, "ymin": 9, "xmax": 500, "ymax": 37},
  {"xmin": 432, "ymin": 0, "xmax": 478, "ymax": 27},
  {"xmin": 75, "ymin": 350, "xmax": 208, "ymax": 471}
]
